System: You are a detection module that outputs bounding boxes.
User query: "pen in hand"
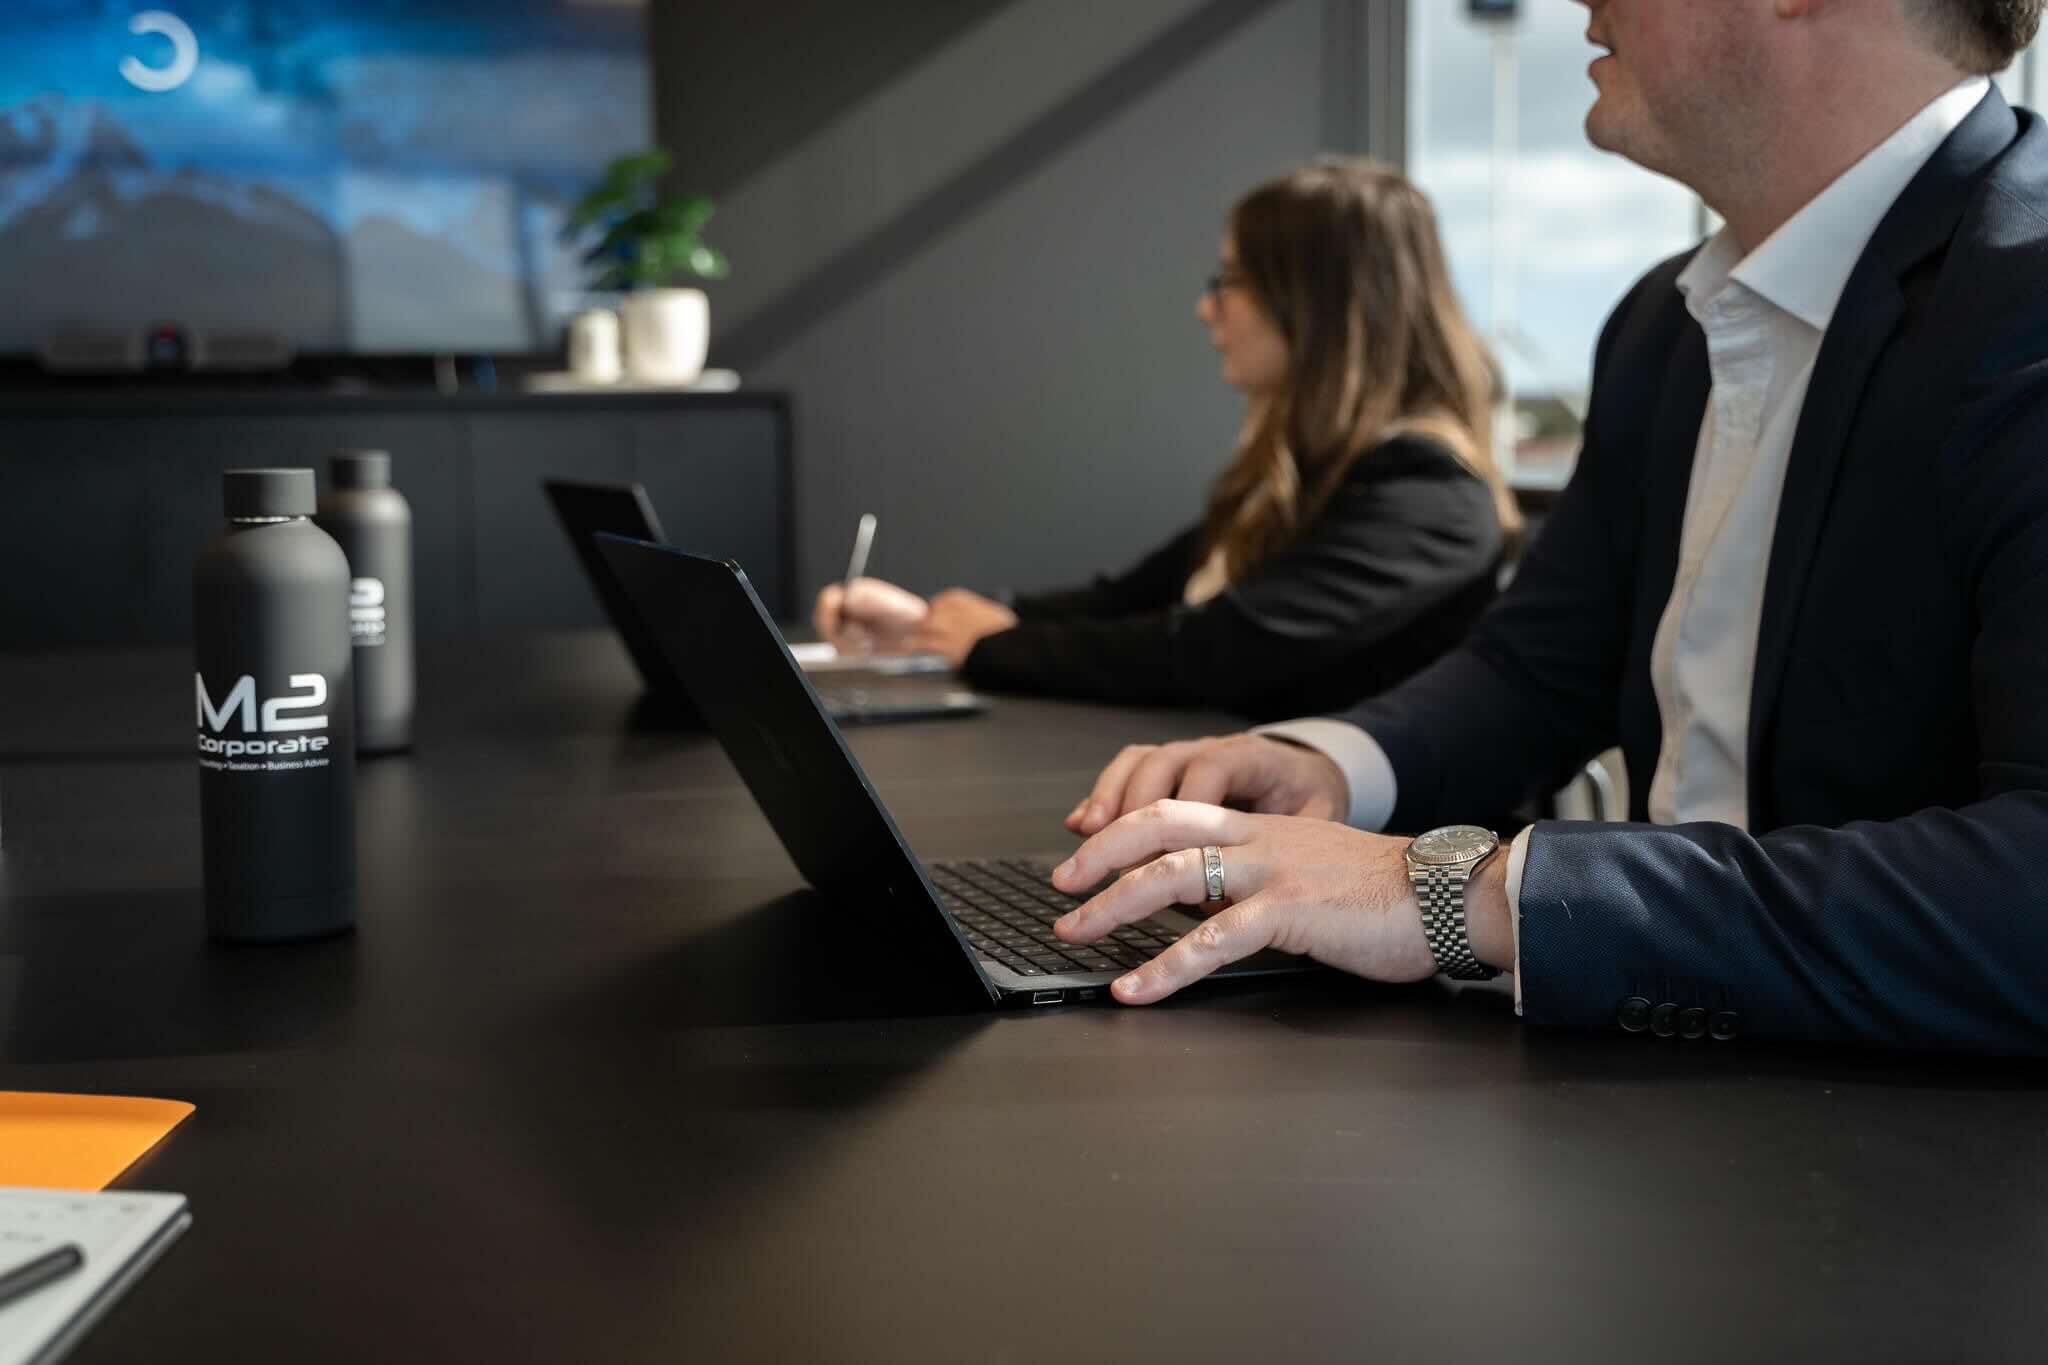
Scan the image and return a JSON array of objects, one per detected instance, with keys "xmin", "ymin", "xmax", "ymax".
[
  {"xmin": 839, "ymin": 513, "xmax": 877, "ymax": 653},
  {"xmin": 0, "ymin": 1243, "xmax": 84, "ymax": 1310},
  {"xmin": 844, "ymin": 512, "xmax": 877, "ymax": 586}
]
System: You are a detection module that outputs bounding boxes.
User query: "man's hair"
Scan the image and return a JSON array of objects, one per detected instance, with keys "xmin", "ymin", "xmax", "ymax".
[{"xmin": 1903, "ymin": 0, "xmax": 2045, "ymax": 73}]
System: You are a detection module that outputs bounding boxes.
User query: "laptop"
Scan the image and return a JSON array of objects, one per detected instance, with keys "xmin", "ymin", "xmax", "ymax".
[
  {"xmin": 594, "ymin": 533, "xmax": 1318, "ymax": 1008},
  {"xmin": 542, "ymin": 479, "xmax": 986, "ymax": 725}
]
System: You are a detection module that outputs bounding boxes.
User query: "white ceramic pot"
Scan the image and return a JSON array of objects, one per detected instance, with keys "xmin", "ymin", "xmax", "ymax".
[{"xmin": 619, "ymin": 287, "xmax": 708, "ymax": 385}]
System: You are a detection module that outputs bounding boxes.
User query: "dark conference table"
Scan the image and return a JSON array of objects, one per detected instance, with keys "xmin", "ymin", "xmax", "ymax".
[{"xmin": 4, "ymin": 631, "xmax": 2048, "ymax": 1363}]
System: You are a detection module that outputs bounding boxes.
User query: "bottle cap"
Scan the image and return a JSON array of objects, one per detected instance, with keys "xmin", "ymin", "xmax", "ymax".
[
  {"xmin": 223, "ymin": 468, "xmax": 315, "ymax": 520},
  {"xmin": 330, "ymin": 450, "xmax": 392, "ymax": 490}
]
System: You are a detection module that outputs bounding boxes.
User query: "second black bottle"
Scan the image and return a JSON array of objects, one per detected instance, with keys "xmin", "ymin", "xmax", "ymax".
[{"xmin": 317, "ymin": 450, "xmax": 415, "ymax": 754}]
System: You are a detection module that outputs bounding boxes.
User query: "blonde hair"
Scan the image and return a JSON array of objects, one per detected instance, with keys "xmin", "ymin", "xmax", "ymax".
[{"xmin": 1202, "ymin": 158, "xmax": 1518, "ymax": 581}]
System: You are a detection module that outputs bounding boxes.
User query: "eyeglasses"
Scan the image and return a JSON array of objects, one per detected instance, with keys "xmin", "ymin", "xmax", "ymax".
[{"xmin": 1204, "ymin": 266, "xmax": 1245, "ymax": 300}]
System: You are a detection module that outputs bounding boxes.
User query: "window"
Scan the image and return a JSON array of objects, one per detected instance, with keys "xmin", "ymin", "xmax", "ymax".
[
  {"xmin": 1410, "ymin": 7, "xmax": 2046, "ymax": 488},
  {"xmin": 1408, "ymin": 2, "xmax": 1700, "ymax": 485},
  {"xmin": 1995, "ymin": 42, "xmax": 2046, "ymax": 108}
]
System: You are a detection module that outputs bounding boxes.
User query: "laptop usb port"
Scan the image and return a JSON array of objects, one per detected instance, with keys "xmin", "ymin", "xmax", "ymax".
[{"xmin": 1030, "ymin": 990, "xmax": 1065, "ymax": 1006}]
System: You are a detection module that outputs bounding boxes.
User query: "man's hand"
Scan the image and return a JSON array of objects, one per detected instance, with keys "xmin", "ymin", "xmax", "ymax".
[
  {"xmin": 1049, "ymin": 799, "xmax": 1514, "ymax": 1005},
  {"xmin": 812, "ymin": 576, "xmax": 930, "ymax": 654},
  {"xmin": 1052, "ymin": 800, "xmax": 1428, "ymax": 1003},
  {"xmin": 904, "ymin": 588, "xmax": 1018, "ymax": 667},
  {"xmin": 1066, "ymin": 734, "xmax": 1349, "ymax": 835}
]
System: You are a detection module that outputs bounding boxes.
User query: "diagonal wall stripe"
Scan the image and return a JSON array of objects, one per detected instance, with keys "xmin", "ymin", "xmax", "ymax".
[{"xmin": 716, "ymin": 0, "xmax": 1293, "ymax": 372}]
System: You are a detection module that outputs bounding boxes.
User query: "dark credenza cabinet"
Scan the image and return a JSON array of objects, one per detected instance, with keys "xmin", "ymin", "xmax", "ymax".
[{"xmin": 0, "ymin": 390, "xmax": 792, "ymax": 647}]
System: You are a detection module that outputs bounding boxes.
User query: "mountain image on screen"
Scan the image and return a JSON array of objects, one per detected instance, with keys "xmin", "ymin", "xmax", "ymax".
[{"xmin": 0, "ymin": 1, "xmax": 649, "ymax": 356}]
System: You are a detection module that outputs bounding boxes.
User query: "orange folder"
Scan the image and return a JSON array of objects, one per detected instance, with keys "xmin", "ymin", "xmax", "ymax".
[{"xmin": 0, "ymin": 1092, "xmax": 195, "ymax": 1190}]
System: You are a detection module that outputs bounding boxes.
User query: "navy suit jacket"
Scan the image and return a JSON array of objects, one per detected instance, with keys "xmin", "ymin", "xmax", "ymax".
[{"xmin": 1341, "ymin": 90, "xmax": 2048, "ymax": 1051}]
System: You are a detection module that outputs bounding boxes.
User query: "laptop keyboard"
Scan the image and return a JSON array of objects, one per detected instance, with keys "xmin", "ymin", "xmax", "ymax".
[{"xmin": 928, "ymin": 858, "xmax": 1187, "ymax": 978}]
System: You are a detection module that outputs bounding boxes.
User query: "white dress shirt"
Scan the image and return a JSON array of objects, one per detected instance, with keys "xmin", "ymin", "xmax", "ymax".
[{"xmin": 1258, "ymin": 77, "xmax": 1990, "ymax": 1008}]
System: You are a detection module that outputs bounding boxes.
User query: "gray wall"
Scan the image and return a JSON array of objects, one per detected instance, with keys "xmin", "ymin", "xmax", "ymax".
[
  {"xmin": 654, "ymin": 0, "xmax": 1405, "ymax": 605},
  {"xmin": 0, "ymin": 394, "xmax": 790, "ymax": 647}
]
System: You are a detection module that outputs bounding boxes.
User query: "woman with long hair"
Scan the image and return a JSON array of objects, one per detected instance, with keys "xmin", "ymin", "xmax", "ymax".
[{"xmin": 814, "ymin": 157, "xmax": 1519, "ymax": 721}]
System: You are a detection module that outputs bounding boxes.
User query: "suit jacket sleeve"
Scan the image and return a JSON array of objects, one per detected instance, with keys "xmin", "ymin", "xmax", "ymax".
[
  {"xmin": 1512, "ymin": 360, "xmax": 2048, "ymax": 1051},
  {"xmin": 961, "ymin": 438, "xmax": 1503, "ymax": 713}
]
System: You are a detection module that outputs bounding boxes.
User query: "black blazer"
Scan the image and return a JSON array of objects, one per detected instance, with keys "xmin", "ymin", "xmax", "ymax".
[
  {"xmin": 961, "ymin": 434, "xmax": 1504, "ymax": 721},
  {"xmin": 1342, "ymin": 90, "xmax": 2048, "ymax": 1052}
]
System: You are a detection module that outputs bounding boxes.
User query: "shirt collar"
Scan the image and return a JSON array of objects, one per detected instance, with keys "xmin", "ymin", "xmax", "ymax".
[{"xmin": 1677, "ymin": 76, "xmax": 1989, "ymax": 331}]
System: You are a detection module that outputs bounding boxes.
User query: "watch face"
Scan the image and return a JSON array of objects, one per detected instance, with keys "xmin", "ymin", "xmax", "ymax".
[{"xmin": 1409, "ymin": 824, "xmax": 1498, "ymax": 866}]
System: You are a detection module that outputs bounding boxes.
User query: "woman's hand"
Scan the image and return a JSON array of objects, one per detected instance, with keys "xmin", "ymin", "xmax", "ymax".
[
  {"xmin": 812, "ymin": 576, "xmax": 931, "ymax": 654},
  {"xmin": 905, "ymin": 588, "xmax": 1018, "ymax": 666}
]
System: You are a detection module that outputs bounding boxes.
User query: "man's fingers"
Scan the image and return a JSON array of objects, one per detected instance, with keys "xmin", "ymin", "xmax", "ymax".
[
  {"xmin": 1054, "ymin": 845, "xmax": 1219, "ymax": 943},
  {"xmin": 1071, "ymin": 736, "xmax": 1261, "ymax": 835},
  {"xmin": 1111, "ymin": 896, "xmax": 1279, "ymax": 1005},
  {"xmin": 1073, "ymin": 744, "xmax": 1161, "ymax": 834},
  {"xmin": 1052, "ymin": 799, "xmax": 1250, "ymax": 897},
  {"xmin": 1292, "ymin": 791, "xmax": 1340, "ymax": 821},
  {"xmin": 1177, "ymin": 737, "xmax": 1342, "ymax": 820},
  {"xmin": 1120, "ymin": 743, "xmax": 1211, "ymax": 816},
  {"xmin": 1174, "ymin": 746, "xmax": 1248, "ymax": 809}
]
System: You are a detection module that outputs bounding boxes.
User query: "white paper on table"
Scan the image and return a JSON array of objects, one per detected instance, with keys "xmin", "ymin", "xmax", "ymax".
[
  {"xmin": 0, "ymin": 1187, "xmax": 190, "ymax": 1365},
  {"xmin": 785, "ymin": 642, "xmax": 952, "ymax": 675}
]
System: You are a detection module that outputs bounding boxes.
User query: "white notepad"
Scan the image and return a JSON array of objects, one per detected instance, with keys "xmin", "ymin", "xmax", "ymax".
[
  {"xmin": 0, "ymin": 1188, "xmax": 189, "ymax": 1365},
  {"xmin": 787, "ymin": 642, "xmax": 952, "ymax": 675}
]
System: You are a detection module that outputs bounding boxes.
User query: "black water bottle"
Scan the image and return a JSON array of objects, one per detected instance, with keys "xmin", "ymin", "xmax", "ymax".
[
  {"xmin": 316, "ymin": 450, "xmax": 414, "ymax": 753},
  {"xmin": 193, "ymin": 468, "xmax": 357, "ymax": 942}
]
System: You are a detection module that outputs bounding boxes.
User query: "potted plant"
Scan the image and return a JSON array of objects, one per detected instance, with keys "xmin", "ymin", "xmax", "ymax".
[{"xmin": 562, "ymin": 149, "xmax": 730, "ymax": 385}]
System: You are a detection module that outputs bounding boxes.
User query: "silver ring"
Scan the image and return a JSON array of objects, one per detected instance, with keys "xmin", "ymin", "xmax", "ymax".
[{"xmin": 1201, "ymin": 845, "xmax": 1226, "ymax": 902}]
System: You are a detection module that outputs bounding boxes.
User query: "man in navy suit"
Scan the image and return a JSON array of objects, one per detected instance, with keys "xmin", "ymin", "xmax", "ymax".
[{"xmin": 1043, "ymin": 0, "xmax": 2048, "ymax": 1051}]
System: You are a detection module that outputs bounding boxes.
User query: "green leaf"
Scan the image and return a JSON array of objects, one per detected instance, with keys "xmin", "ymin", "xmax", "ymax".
[
  {"xmin": 560, "ymin": 188, "xmax": 622, "ymax": 241},
  {"xmin": 655, "ymin": 195, "xmax": 714, "ymax": 237},
  {"xmin": 606, "ymin": 148, "xmax": 672, "ymax": 185},
  {"xmin": 561, "ymin": 149, "xmax": 666, "ymax": 241},
  {"xmin": 562, "ymin": 149, "xmax": 730, "ymax": 287},
  {"xmin": 591, "ymin": 208, "xmax": 664, "ymax": 259},
  {"xmin": 633, "ymin": 238, "xmax": 667, "ymax": 287},
  {"xmin": 686, "ymin": 245, "xmax": 730, "ymax": 280}
]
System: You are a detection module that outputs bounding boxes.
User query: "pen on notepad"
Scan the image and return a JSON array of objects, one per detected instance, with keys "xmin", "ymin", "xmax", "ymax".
[{"xmin": 0, "ymin": 1243, "xmax": 83, "ymax": 1310}]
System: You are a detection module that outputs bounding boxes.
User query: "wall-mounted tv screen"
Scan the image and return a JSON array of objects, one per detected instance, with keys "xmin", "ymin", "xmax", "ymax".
[{"xmin": 0, "ymin": 1, "xmax": 650, "ymax": 357}]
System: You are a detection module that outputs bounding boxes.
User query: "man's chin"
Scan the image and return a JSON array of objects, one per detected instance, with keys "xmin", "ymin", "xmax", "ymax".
[
  {"xmin": 1583, "ymin": 101, "xmax": 1623, "ymax": 154},
  {"xmin": 1582, "ymin": 100, "xmax": 1645, "ymax": 162}
]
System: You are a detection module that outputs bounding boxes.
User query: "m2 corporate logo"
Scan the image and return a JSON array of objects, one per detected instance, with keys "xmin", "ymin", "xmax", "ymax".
[
  {"xmin": 349, "ymin": 578, "xmax": 388, "ymax": 646},
  {"xmin": 195, "ymin": 673, "xmax": 333, "ymax": 771}
]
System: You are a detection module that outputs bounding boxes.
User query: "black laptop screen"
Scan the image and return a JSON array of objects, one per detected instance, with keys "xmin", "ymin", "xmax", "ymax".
[{"xmin": 591, "ymin": 534, "xmax": 995, "ymax": 1006}]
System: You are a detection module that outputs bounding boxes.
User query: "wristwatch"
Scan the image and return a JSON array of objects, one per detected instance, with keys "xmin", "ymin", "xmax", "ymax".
[{"xmin": 1404, "ymin": 825, "xmax": 1502, "ymax": 980}]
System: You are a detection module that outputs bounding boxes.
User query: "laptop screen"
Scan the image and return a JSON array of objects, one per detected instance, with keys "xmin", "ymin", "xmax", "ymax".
[
  {"xmin": 591, "ymin": 534, "xmax": 997, "ymax": 1007},
  {"xmin": 542, "ymin": 480, "xmax": 686, "ymax": 700}
]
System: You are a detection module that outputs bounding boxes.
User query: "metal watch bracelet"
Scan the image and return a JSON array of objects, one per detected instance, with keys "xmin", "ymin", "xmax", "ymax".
[{"xmin": 1409, "ymin": 861, "xmax": 1501, "ymax": 980}]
